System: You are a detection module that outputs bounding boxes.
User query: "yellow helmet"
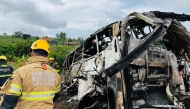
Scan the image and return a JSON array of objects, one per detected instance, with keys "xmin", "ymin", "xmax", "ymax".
[
  {"xmin": 49, "ymin": 57, "xmax": 54, "ymax": 61},
  {"xmin": 0, "ymin": 56, "xmax": 7, "ymax": 61},
  {"xmin": 30, "ymin": 39, "xmax": 50, "ymax": 54}
]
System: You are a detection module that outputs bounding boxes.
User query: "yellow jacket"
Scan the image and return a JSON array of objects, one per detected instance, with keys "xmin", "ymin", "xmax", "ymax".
[{"xmin": 7, "ymin": 56, "xmax": 61, "ymax": 109}]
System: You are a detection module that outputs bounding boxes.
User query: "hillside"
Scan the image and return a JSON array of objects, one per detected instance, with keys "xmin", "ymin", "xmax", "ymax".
[{"xmin": 0, "ymin": 35, "xmax": 77, "ymax": 70}]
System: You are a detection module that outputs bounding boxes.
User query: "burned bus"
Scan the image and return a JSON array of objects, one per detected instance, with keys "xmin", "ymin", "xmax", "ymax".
[{"xmin": 61, "ymin": 11, "xmax": 190, "ymax": 109}]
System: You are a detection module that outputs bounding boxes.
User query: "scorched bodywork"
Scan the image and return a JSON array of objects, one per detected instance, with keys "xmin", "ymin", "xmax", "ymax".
[{"xmin": 61, "ymin": 11, "xmax": 190, "ymax": 109}]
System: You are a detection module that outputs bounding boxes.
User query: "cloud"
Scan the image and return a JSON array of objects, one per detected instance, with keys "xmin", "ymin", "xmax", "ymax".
[
  {"xmin": 46, "ymin": 0, "xmax": 64, "ymax": 6},
  {"xmin": 0, "ymin": 0, "xmax": 189, "ymax": 38},
  {"xmin": 0, "ymin": 0, "xmax": 66, "ymax": 29}
]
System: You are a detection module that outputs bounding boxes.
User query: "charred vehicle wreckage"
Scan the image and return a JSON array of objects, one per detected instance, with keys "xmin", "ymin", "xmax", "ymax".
[{"xmin": 60, "ymin": 11, "xmax": 190, "ymax": 109}]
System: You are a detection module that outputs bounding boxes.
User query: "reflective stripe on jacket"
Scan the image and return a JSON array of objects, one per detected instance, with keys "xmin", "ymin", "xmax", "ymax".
[
  {"xmin": 0, "ymin": 74, "xmax": 12, "ymax": 78},
  {"xmin": 8, "ymin": 84, "xmax": 61, "ymax": 100},
  {"xmin": 55, "ymin": 69, "xmax": 60, "ymax": 73},
  {"xmin": 7, "ymin": 56, "xmax": 61, "ymax": 109}
]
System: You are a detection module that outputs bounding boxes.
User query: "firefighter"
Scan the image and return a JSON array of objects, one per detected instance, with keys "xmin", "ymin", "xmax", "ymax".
[
  {"xmin": 178, "ymin": 64, "xmax": 189, "ymax": 94},
  {"xmin": 0, "ymin": 56, "xmax": 13, "ymax": 87},
  {"xmin": 48, "ymin": 57, "xmax": 60, "ymax": 74},
  {"xmin": 0, "ymin": 39, "xmax": 61, "ymax": 109}
]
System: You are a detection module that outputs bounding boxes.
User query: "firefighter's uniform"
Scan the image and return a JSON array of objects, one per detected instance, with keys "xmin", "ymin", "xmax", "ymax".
[
  {"xmin": 0, "ymin": 56, "xmax": 13, "ymax": 87},
  {"xmin": 3, "ymin": 56, "xmax": 61, "ymax": 109},
  {"xmin": 0, "ymin": 39, "xmax": 61, "ymax": 109}
]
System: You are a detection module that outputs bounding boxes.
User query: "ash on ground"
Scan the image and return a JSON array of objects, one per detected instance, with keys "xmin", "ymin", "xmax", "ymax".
[{"xmin": 54, "ymin": 91, "xmax": 78, "ymax": 109}]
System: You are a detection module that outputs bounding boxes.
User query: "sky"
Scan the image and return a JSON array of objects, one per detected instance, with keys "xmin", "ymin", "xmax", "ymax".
[{"xmin": 0, "ymin": 0, "xmax": 190, "ymax": 38}]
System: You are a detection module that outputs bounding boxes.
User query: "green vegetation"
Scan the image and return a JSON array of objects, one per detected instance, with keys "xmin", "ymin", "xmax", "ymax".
[
  {"xmin": 0, "ymin": 32, "xmax": 82, "ymax": 70},
  {"xmin": 49, "ymin": 46, "xmax": 76, "ymax": 69}
]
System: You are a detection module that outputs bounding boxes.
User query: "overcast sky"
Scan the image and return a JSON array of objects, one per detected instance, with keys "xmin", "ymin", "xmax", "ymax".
[{"xmin": 0, "ymin": 0, "xmax": 190, "ymax": 38}]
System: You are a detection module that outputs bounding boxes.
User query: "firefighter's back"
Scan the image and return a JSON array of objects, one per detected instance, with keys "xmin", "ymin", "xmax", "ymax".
[{"xmin": 11, "ymin": 57, "xmax": 61, "ymax": 109}]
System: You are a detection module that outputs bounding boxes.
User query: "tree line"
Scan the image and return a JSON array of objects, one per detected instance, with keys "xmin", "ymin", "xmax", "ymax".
[
  {"xmin": 2, "ymin": 31, "xmax": 84, "ymax": 45},
  {"xmin": 0, "ymin": 31, "xmax": 83, "ymax": 70}
]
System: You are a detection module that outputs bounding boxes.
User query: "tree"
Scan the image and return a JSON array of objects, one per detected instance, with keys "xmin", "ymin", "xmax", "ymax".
[
  {"xmin": 49, "ymin": 39, "xmax": 58, "ymax": 46},
  {"xmin": 56, "ymin": 32, "xmax": 67, "ymax": 45},
  {"xmin": 3, "ymin": 33, "xmax": 7, "ymax": 36},
  {"xmin": 13, "ymin": 31, "xmax": 22, "ymax": 37},
  {"xmin": 77, "ymin": 37, "xmax": 83, "ymax": 45},
  {"xmin": 56, "ymin": 33, "xmax": 59, "ymax": 38},
  {"xmin": 35, "ymin": 36, "xmax": 39, "ymax": 40},
  {"xmin": 67, "ymin": 37, "xmax": 73, "ymax": 42},
  {"xmin": 22, "ymin": 34, "xmax": 31, "ymax": 40}
]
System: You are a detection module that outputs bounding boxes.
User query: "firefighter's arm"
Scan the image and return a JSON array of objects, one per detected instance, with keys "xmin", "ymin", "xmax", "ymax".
[
  {"xmin": 1, "ymin": 95, "xmax": 19, "ymax": 109},
  {"xmin": 1, "ymin": 70, "xmax": 22, "ymax": 109}
]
